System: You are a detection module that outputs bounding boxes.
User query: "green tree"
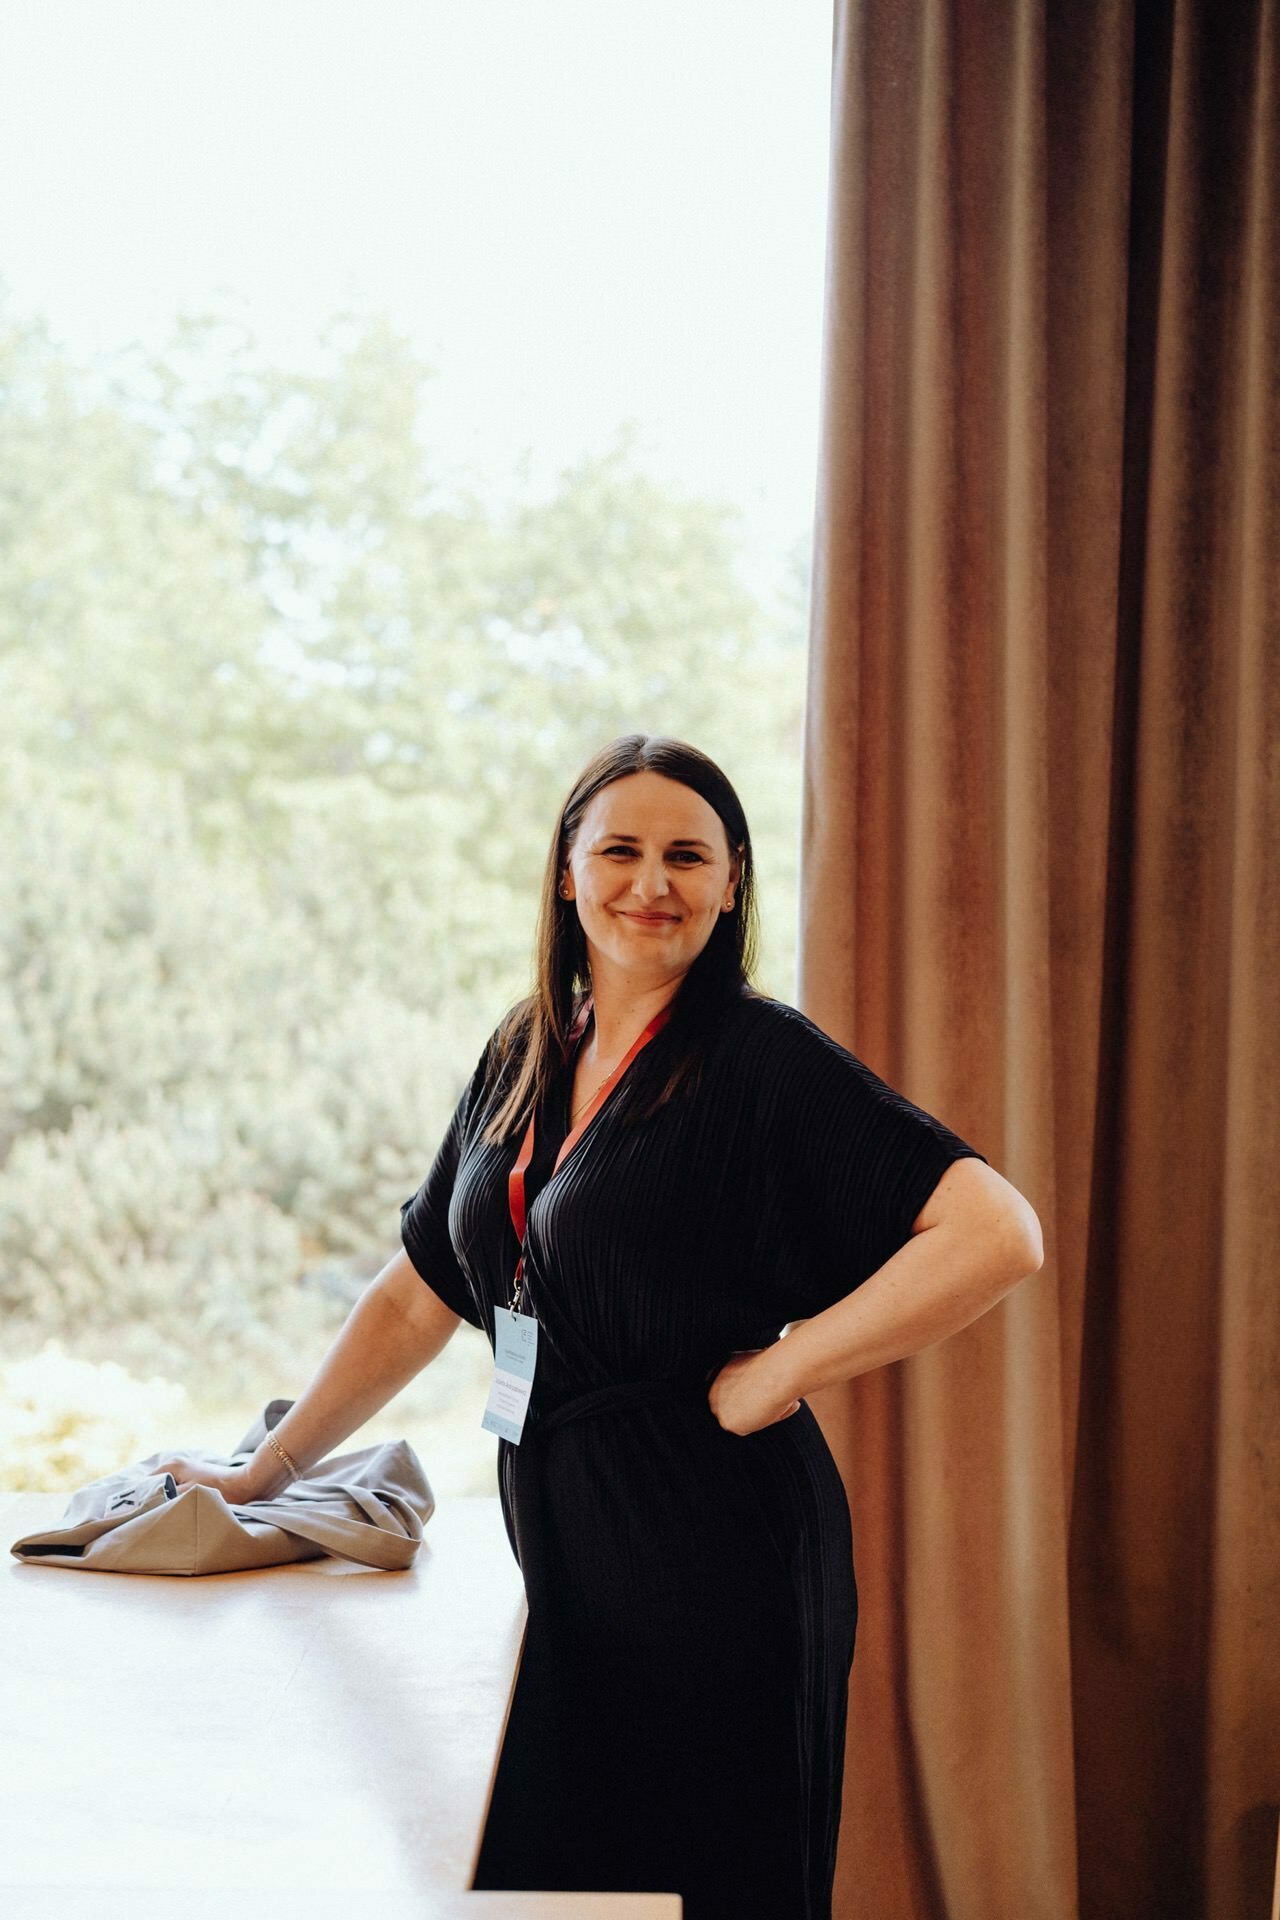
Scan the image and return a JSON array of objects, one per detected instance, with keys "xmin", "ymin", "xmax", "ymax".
[{"xmin": 0, "ymin": 292, "xmax": 807, "ymax": 1392}]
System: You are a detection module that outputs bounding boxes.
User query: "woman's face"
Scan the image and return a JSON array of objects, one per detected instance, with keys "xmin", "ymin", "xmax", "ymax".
[{"xmin": 561, "ymin": 770, "xmax": 741, "ymax": 988}]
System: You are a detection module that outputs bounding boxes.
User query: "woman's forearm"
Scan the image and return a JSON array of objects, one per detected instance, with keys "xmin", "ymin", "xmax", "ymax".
[
  {"xmin": 761, "ymin": 1216, "xmax": 1041, "ymax": 1405},
  {"xmin": 240, "ymin": 1257, "xmax": 461, "ymax": 1499}
]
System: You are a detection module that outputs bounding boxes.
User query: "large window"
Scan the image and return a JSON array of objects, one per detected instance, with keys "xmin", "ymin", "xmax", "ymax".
[{"xmin": 0, "ymin": 1, "xmax": 830, "ymax": 1494}]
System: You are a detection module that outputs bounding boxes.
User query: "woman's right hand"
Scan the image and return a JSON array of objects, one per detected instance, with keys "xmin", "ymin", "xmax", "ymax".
[{"xmin": 149, "ymin": 1455, "xmax": 258, "ymax": 1505}]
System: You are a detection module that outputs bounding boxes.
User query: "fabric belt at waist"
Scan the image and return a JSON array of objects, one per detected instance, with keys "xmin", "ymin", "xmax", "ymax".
[{"xmin": 524, "ymin": 1373, "xmax": 714, "ymax": 1438}]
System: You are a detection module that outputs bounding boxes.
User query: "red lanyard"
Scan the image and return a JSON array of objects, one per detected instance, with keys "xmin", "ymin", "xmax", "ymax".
[{"xmin": 506, "ymin": 993, "xmax": 673, "ymax": 1312}]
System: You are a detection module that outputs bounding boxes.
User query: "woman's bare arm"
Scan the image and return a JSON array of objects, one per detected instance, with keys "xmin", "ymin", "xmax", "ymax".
[
  {"xmin": 236, "ymin": 1247, "xmax": 465, "ymax": 1498},
  {"xmin": 762, "ymin": 1160, "xmax": 1041, "ymax": 1404},
  {"xmin": 713, "ymin": 1159, "xmax": 1043, "ymax": 1434}
]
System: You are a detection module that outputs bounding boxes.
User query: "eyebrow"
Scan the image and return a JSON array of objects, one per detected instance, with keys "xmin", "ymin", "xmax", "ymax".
[{"xmin": 592, "ymin": 833, "xmax": 715, "ymax": 851}]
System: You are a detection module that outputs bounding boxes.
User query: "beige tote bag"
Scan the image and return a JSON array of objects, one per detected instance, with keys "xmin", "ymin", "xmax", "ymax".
[{"xmin": 9, "ymin": 1397, "xmax": 436, "ymax": 1575}]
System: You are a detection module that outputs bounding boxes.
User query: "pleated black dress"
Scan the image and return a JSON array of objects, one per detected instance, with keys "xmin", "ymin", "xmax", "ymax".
[{"xmin": 400, "ymin": 986, "xmax": 987, "ymax": 1920}]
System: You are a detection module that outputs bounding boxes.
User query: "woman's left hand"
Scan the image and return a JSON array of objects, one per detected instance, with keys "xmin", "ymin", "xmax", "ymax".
[{"xmin": 707, "ymin": 1349, "xmax": 802, "ymax": 1436}]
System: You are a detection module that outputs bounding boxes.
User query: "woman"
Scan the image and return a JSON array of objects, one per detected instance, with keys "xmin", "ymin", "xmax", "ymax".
[{"xmin": 163, "ymin": 733, "xmax": 1043, "ymax": 1918}]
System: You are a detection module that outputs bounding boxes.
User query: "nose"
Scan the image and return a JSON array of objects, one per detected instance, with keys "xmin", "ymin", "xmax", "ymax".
[{"xmin": 630, "ymin": 859, "xmax": 671, "ymax": 904}]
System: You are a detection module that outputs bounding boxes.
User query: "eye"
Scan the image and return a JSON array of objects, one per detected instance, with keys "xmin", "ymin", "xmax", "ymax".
[{"xmin": 600, "ymin": 846, "xmax": 704, "ymax": 863}]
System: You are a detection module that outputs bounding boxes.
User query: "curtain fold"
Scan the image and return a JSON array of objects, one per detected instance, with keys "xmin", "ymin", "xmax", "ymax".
[{"xmin": 801, "ymin": 4, "xmax": 1278, "ymax": 1917}]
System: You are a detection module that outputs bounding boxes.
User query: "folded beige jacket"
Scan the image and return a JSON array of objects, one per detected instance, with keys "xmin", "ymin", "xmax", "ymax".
[{"xmin": 8, "ymin": 1397, "xmax": 436, "ymax": 1575}]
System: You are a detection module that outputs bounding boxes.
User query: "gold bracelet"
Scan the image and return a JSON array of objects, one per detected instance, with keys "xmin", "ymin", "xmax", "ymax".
[{"xmin": 265, "ymin": 1427, "xmax": 300, "ymax": 1483}]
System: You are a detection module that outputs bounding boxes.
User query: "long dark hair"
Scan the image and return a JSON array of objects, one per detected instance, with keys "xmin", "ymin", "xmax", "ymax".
[{"xmin": 482, "ymin": 733, "xmax": 762, "ymax": 1143}]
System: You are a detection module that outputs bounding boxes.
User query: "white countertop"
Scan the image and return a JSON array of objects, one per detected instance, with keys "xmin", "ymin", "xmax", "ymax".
[{"xmin": 1, "ymin": 1491, "xmax": 680, "ymax": 1919}]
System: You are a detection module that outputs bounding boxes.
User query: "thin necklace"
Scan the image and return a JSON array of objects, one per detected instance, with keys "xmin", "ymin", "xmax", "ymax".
[
  {"xmin": 567, "ymin": 1004, "xmax": 634, "ymax": 1123},
  {"xmin": 568, "ymin": 994, "xmax": 674, "ymax": 1122},
  {"xmin": 569, "ymin": 1052, "xmax": 625, "ymax": 1123}
]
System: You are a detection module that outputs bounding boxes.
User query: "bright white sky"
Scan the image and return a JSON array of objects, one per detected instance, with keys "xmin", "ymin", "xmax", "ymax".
[{"xmin": 0, "ymin": 0, "xmax": 832, "ymax": 597}]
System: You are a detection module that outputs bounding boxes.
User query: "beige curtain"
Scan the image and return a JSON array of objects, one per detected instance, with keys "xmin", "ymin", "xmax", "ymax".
[{"xmin": 800, "ymin": 3, "xmax": 1279, "ymax": 1917}]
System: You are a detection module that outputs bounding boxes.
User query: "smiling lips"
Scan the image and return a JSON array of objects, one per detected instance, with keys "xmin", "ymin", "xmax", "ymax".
[{"xmin": 621, "ymin": 911, "xmax": 678, "ymax": 923}]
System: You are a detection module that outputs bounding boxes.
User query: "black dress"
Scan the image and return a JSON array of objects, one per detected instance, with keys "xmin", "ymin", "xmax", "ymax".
[{"xmin": 400, "ymin": 987, "xmax": 987, "ymax": 1920}]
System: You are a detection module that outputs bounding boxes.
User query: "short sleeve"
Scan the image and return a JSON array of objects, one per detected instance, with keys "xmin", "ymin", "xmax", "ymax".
[
  {"xmin": 750, "ymin": 1001, "xmax": 989, "ymax": 1315},
  {"xmin": 399, "ymin": 1036, "xmax": 496, "ymax": 1330}
]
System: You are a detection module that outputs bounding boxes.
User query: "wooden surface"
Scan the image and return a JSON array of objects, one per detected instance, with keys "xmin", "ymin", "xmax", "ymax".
[{"xmin": 1, "ymin": 1490, "xmax": 681, "ymax": 1918}]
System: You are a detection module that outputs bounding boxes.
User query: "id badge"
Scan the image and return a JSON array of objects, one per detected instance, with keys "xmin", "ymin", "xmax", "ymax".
[{"xmin": 482, "ymin": 1306, "xmax": 539, "ymax": 1444}]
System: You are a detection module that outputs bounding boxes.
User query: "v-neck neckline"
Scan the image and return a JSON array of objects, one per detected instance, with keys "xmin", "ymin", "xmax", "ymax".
[
  {"xmin": 523, "ymin": 1010, "xmax": 589, "ymax": 1199},
  {"xmin": 526, "ymin": 1001, "xmax": 650, "ymax": 1214},
  {"xmin": 510, "ymin": 995, "xmax": 680, "ymax": 1262}
]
